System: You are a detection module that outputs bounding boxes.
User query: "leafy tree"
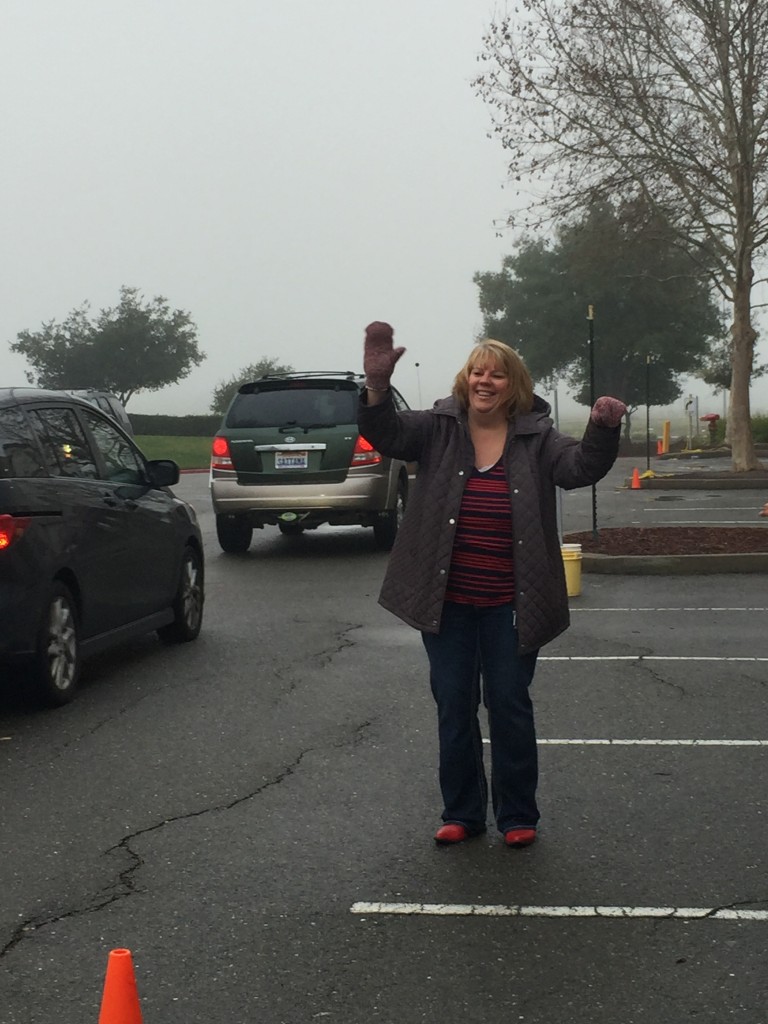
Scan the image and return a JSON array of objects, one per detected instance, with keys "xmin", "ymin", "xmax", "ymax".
[
  {"xmin": 474, "ymin": 0, "xmax": 768, "ymax": 471},
  {"xmin": 11, "ymin": 286, "xmax": 204, "ymax": 405},
  {"xmin": 210, "ymin": 358, "xmax": 294, "ymax": 415},
  {"xmin": 698, "ymin": 334, "xmax": 768, "ymax": 394},
  {"xmin": 475, "ymin": 201, "xmax": 723, "ymax": 435}
]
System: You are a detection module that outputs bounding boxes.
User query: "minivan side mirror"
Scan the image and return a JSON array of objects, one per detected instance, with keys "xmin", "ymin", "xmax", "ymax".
[{"xmin": 146, "ymin": 459, "xmax": 180, "ymax": 487}]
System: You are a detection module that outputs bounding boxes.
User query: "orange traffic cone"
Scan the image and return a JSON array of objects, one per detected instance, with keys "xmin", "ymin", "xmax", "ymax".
[
  {"xmin": 98, "ymin": 949, "xmax": 143, "ymax": 1024},
  {"xmin": 630, "ymin": 467, "xmax": 641, "ymax": 489},
  {"xmin": 656, "ymin": 439, "xmax": 663, "ymax": 455}
]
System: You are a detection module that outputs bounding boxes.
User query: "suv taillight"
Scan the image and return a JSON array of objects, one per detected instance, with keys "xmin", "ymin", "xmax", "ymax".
[
  {"xmin": 0, "ymin": 514, "xmax": 31, "ymax": 550},
  {"xmin": 351, "ymin": 435, "xmax": 382, "ymax": 467},
  {"xmin": 211, "ymin": 437, "xmax": 234, "ymax": 471}
]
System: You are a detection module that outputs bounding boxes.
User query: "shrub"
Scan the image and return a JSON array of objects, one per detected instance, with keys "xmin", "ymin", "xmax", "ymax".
[{"xmin": 130, "ymin": 413, "xmax": 220, "ymax": 436}]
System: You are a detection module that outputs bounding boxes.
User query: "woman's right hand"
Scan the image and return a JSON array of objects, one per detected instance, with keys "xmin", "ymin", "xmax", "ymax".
[{"xmin": 364, "ymin": 322, "xmax": 406, "ymax": 391}]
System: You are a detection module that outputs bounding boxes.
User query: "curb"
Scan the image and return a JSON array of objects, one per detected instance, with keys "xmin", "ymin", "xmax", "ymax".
[
  {"xmin": 624, "ymin": 474, "xmax": 768, "ymax": 490},
  {"xmin": 583, "ymin": 551, "xmax": 768, "ymax": 575}
]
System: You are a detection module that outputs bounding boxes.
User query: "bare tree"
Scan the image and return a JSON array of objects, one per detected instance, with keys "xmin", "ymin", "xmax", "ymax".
[{"xmin": 474, "ymin": 0, "xmax": 768, "ymax": 471}]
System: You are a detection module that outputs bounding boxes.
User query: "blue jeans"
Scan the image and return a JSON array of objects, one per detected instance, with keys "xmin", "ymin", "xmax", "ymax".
[{"xmin": 421, "ymin": 601, "xmax": 540, "ymax": 834}]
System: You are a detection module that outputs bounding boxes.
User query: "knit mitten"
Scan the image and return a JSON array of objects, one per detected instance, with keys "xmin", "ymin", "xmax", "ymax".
[
  {"xmin": 364, "ymin": 321, "xmax": 406, "ymax": 390},
  {"xmin": 590, "ymin": 396, "xmax": 627, "ymax": 428}
]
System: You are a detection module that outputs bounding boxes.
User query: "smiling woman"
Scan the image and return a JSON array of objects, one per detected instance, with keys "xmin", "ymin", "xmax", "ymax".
[{"xmin": 358, "ymin": 322, "xmax": 625, "ymax": 848}]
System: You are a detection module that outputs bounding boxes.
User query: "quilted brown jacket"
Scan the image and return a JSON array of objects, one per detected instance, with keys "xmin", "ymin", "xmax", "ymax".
[{"xmin": 358, "ymin": 391, "xmax": 620, "ymax": 653}]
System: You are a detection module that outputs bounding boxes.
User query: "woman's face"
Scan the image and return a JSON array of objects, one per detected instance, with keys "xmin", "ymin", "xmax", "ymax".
[{"xmin": 467, "ymin": 359, "xmax": 509, "ymax": 417}]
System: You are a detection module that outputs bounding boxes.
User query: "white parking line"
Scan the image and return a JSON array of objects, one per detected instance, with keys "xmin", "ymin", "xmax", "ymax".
[
  {"xmin": 542, "ymin": 655, "xmax": 768, "ymax": 661},
  {"xmin": 571, "ymin": 607, "xmax": 768, "ymax": 612},
  {"xmin": 636, "ymin": 518, "xmax": 768, "ymax": 524},
  {"xmin": 351, "ymin": 902, "xmax": 768, "ymax": 921},
  {"xmin": 481, "ymin": 738, "xmax": 768, "ymax": 746},
  {"xmin": 643, "ymin": 507, "xmax": 768, "ymax": 512}
]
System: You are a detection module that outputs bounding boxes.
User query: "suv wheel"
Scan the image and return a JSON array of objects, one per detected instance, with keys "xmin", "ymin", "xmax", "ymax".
[
  {"xmin": 216, "ymin": 514, "xmax": 253, "ymax": 553},
  {"xmin": 373, "ymin": 477, "xmax": 407, "ymax": 550},
  {"xmin": 158, "ymin": 546, "xmax": 204, "ymax": 644},
  {"xmin": 33, "ymin": 583, "xmax": 81, "ymax": 706}
]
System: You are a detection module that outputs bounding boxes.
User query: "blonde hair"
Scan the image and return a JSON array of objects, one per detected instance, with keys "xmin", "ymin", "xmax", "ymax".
[{"xmin": 452, "ymin": 340, "xmax": 533, "ymax": 418}]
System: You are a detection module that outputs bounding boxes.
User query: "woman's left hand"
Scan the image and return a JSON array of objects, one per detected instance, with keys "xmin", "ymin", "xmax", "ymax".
[{"xmin": 590, "ymin": 396, "xmax": 627, "ymax": 428}]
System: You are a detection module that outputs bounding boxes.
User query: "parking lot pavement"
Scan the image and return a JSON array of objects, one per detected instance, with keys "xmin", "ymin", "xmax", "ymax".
[
  {"xmin": 349, "ymin": 569, "xmax": 768, "ymax": 1022},
  {"xmin": 558, "ymin": 454, "xmax": 768, "ymax": 535},
  {"xmin": 169, "ymin": 466, "xmax": 768, "ymax": 1021}
]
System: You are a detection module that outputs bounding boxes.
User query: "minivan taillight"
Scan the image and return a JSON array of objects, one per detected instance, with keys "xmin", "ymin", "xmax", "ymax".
[
  {"xmin": 0, "ymin": 514, "xmax": 31, "ymax": 550},
  {"xmin": 211, "ymin": 437, "xmax": 234, "ymax": 471},
  {"xmin": 351, "ymin": 435, "xmax": 382, "ymax": 467}
]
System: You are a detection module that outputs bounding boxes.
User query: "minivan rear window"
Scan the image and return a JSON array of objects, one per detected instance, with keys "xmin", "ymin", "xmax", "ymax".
[
  {"xmin": 0, "ymin": 407, "xmax": 47, "ymax": 478},
  {"xmin": 226, "ymin": 386, "xmax": 358, "ymax": 429}
]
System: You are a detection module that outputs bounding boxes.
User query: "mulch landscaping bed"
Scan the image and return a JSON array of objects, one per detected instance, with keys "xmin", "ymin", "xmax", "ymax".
[{"xmin": 563, "ymin": 526, "xmax": 768, "ymax": 556}]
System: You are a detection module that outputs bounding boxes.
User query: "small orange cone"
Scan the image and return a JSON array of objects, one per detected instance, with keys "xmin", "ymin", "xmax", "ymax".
[
  {"xmin": 630, "ymin": 467, "xmax": 641, "ymax": 489},
  {"xmin": 656, "ymin": 439, "xmax": 663, "ymax": 455},
  {"xmin": 98, "ymin": 949, "xmax": 143, "ymax": 1024}
]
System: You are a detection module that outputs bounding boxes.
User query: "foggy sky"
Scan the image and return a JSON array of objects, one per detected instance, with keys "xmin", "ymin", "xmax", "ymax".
[{"xmin": 1, "ymin": 0, "xmax": 765, "ymax": 422}]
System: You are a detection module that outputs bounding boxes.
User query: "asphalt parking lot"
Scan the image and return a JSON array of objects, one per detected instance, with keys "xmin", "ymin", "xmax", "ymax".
[
  {"xmin": 333, "ymin": 458, "xmax": 768, "ymax": 1021},
  {"xmin": 1, "ymin": 460, "xmax": 767, "ymax": 1022}
]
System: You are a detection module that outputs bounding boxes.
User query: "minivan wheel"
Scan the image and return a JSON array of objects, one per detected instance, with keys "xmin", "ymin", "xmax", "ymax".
[
  {"xmin": 216, "ymin": 514, "xmax": 253, "ymax": 553},
  {"xmin": 373, "ymin": 477, "xmax": 407, "ymax": 550},
  {"xmin": 158, "ymin": 546, "xmax": 204, "ymax": 644},
  {"xmin": 33, "ymin": 583, "xmax": 81, "ymax": 706}
]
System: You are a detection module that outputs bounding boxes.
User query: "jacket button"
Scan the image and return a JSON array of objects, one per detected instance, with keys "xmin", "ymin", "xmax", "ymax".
[
  {"xmin": 458, "ymin": 471, "xmax": 464, "ymax": 476},
  {"xmin": 513, "ymin": 488, "xmax": 519, "ymax": 494},
  {"xmin": 518, "ymin": 539, "xmax": 523, "ymax": 545},
  {"xmin": 449, "ymin": 518, "xmax": 456, "ymax": 525},
  {"xmin": 439, "ymin": 569, "xmax": 446, "ymax": 575}
]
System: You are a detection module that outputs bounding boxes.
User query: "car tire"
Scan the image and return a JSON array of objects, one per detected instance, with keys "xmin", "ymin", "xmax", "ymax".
[
  {"xmin": 278, "ymin": 523, "xmax": 304, "ymax": 536},
  {"xmin": 32, "ymin": 582, "xmax": 81, "ymax": 706},
  {"xmin": 373, "ymin": 476, "xmax": 407, "ymax": 550},
  {"xmin": 158, "ymin": 545, "xmax": 204, "ymax": 644},
  {"xmin": 216, "ymin": 514, "xmax": 253, "ymax": 553}
]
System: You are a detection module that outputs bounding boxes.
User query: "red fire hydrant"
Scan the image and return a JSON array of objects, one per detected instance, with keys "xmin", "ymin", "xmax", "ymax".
[{"xmin": 700, "ymin": 413, "xmax": 720, "ymax": 446}]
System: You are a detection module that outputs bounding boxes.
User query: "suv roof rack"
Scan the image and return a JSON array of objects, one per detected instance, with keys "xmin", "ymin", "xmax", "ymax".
[{"xmin": 258, "ymin": 371, "xmax": 363, "ymax": 380}]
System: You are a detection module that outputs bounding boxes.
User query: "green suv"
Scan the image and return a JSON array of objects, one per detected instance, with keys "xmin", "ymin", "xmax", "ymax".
[{"xmin": 209, "ymin": 371, "xmax": 415, "ymax": 553}]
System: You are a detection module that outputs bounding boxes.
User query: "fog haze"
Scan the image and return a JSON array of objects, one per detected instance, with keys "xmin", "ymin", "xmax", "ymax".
[{"xmin": 2, "ymin": 0, "xmax": 766, "ymax": 425}]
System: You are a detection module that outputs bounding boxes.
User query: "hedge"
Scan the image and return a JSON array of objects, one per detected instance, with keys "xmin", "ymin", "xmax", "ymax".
[{"xmin": 130, "ymin": 413, "xmax": 222, "ymax": 436}]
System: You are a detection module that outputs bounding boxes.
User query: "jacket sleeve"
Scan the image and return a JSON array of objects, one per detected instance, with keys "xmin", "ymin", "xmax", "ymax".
[
  {"xmin": 357, "ymin": 391, "xmax": 432, "ymax": 462},
  {"xmin": 545, "ymin": 418, "xmax": 621, "ymax": 490}
]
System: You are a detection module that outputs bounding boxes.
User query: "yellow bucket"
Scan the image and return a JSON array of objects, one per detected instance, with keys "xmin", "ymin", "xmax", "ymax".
[{"xmin": 561, "ymin": 543, "xmax": 582, "ymax": 597}]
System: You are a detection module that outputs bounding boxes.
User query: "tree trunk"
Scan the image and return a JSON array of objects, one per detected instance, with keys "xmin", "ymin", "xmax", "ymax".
[{"xmin": 728, "ymin": 277, "xmax": 762, "ymax": 471}]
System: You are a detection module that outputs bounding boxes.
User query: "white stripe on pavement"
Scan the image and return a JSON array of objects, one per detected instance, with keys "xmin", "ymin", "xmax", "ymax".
[
  {"xmin": 571, "ymin": 607, "xmax": 768, "ymax": 612},
  {"xmin": 351, "ymin": 902, "xmax": 768, "ymax": 921},
  {"xmin": 541, "ymin": 655, "xmax": 768, "ymax": 661},
  {"xmin": 481, "ymin": 738, "xmax": 768, "ymax": 746}
]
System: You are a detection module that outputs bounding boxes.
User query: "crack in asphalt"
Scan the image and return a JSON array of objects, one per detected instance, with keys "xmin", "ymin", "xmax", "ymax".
[{"xmin": 0, "ymin": 720, "xmax": 372, "ymax": 959}]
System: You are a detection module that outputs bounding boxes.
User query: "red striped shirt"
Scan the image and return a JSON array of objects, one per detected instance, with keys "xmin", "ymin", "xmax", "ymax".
[{"xmin": 444, "ymin": 461, "xmax": 515, "ymax": 606}]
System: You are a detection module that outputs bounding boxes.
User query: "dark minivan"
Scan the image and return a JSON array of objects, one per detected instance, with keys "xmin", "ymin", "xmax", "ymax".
[{"xmin": 0, "ymin": 388, "xmax": 204, "ymax": 705}]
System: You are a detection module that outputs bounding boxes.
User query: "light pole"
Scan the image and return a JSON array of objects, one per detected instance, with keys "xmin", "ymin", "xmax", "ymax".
[
  {"xmin": 645, "ymin": 354, "xmax": 651, "ymax": 471},
  {"xmin": 587, "ymin": 305, "xmax": 598, "ymax": 540},
  {"xmin": 415, "ymin": 362, "xmax": 423, "ymax": 407}
]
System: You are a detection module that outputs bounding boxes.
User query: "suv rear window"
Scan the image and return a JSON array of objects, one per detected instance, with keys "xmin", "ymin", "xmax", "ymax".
[{"xmin": 226, "ymin": 384, "xmax": 358, "ymax": 429}]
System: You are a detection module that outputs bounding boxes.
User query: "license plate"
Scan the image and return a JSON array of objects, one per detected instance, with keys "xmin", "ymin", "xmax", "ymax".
[{"xmin": 275, "ymin": 451, "xmax": 308, "ymax": 470}]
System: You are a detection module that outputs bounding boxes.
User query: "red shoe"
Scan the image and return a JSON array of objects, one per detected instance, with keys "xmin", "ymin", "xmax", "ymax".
[
  {"xmin": 434, "ymin": 823, "xmax": 470, "ymax": 844},
  {"xmin": 504, "ymin": 828, "xmax": 537, "ymax": 848}
]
